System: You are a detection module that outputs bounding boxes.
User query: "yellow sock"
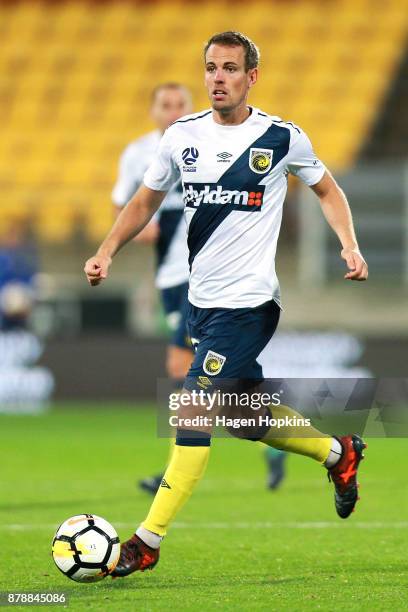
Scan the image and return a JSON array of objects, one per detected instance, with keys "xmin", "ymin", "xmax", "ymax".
[
  {"xmin": 142, "ymin": 439, "xmax": 210, "ymax": 537},
  {"xmin": 260, "ymin": 404, "xmax": 332, "ymax": 463},
  {"xmin": 166, "ymin": 436, "xmax": 175, "ymax": 466}
]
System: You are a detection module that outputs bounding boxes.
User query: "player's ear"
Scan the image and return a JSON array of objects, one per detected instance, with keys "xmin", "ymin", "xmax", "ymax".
[{"xmin": 248, "ymin": 68, "xmax": 258, "ymax": 88}]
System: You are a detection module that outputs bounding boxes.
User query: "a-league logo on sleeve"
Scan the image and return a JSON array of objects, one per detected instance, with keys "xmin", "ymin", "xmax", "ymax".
[
  {"xmin": 203, "ymin": 350, "xmax": 226, "ymax": 376},
  {"xmin": 182, "ymin": 147, "xmax": 199, "ymax": 166}
]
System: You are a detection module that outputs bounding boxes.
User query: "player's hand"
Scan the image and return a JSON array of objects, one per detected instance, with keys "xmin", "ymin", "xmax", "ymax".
[
  {"xmin": 341, "ymin": 248, "xmax": 368, "ymax": 281},
  {"xmin": 84, "ymin": 254, "xmax": 112, "ymax": 286}
]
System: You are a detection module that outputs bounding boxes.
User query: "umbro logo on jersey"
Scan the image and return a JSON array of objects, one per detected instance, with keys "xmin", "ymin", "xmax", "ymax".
[
  {"xmin": 183, "ymin": 183, "xmax": 264, "ymax": 208},
  {"xmin": 217, "ymin": 152, "xmax": 232, "ymax": 162},
  {"xmin": 182, "ymin": 147, "xmax": 199, "ymax": 172}
]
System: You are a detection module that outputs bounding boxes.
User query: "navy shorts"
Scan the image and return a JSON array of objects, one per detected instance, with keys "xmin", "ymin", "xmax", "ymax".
[
  {"xmin": 185, "ymin": 299, "xmax": 281, "ymax": 391},
  {"xmin": 160, "ymin": 282, "xmax": 191, "ymax": 350}
]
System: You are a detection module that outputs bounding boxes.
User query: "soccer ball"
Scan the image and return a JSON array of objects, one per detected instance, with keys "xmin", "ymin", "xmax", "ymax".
[{"xmin": 52, "ymin": 514, "xmax": 120, "ymax": 583}]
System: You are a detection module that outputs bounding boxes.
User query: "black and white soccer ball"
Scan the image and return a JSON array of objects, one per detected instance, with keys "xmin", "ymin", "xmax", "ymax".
[{"xmin": 52, "ymin": 514, "xmax": 120, "ymax": 583}]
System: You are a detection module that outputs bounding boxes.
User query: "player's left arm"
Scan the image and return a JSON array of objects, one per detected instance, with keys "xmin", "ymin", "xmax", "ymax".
[
  {"xmin": 286, "ymin": 126, "xmax": 367, "ymax": 282},
  {"xmin": 111, "ymin": 144, "xmax": 160, "ymax": 244},
  {"xmin": 310, "ymin": 171, "xmax": 368, "ymax": 281}
]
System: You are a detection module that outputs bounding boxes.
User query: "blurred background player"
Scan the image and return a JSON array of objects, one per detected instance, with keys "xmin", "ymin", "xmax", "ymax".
[{"xmin": 112, "ymin": 83, "xmax": 194, "ymax": 494}]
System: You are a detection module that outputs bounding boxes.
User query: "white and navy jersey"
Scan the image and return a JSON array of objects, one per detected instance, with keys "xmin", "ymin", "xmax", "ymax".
[
  {"xmin": 143, "ymin": 108, "xmax": 326, "ymax": 308},
  {"xmin": 112, "ymin": 129, "xmax": 189, "ymax": 290}
]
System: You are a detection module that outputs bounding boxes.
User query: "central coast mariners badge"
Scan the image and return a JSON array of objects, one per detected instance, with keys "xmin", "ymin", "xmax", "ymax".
[
  {"xmin": 249, "ymin": 148, "xmax": 273, "ymax": 174},
  {"xmin": 203, "ymin": 350, "xmax": 226, "ymax": 376}
]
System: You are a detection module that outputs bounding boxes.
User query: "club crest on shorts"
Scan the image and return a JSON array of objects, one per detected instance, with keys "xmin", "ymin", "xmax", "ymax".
[
  {"xmin": 249, "ymin": 148, "xmax": 273, "ymax": 174},
  {"xmin": 203, "ymin": 350, "xmax": 226, "ymax": 376}
]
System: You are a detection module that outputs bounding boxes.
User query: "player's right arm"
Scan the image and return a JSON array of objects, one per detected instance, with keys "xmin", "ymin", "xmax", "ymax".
[
  {"xmin": 85, "ymin": 185, "xmax": 166, "ymax": 286},
  {"xmin": 113, "ymin": 204, "xmax": 160, "ymax": 244}
]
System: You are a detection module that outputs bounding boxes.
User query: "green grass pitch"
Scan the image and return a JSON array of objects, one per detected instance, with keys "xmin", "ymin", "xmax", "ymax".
[{"xmin": 0, "ymin": 404, "xmax": 407, "ymax": 611}]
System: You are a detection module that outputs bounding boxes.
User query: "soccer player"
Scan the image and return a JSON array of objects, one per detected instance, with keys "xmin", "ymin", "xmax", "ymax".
[
  {"xmin": 112, "ymin": 83, "xmax": 194, "ymax": 494},
  {"xmin": 84, "ymin": 31, "xmax": 368, "ymax": 577}
]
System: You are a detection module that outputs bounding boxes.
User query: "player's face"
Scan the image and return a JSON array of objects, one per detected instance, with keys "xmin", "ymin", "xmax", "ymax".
[
  {"xmin": 205, "ymin": 44, "xmax": 257, "ymax": 112},
  {"xmin": 151, "ymin": 87, "xmax": 192, "ymax": 131}
]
